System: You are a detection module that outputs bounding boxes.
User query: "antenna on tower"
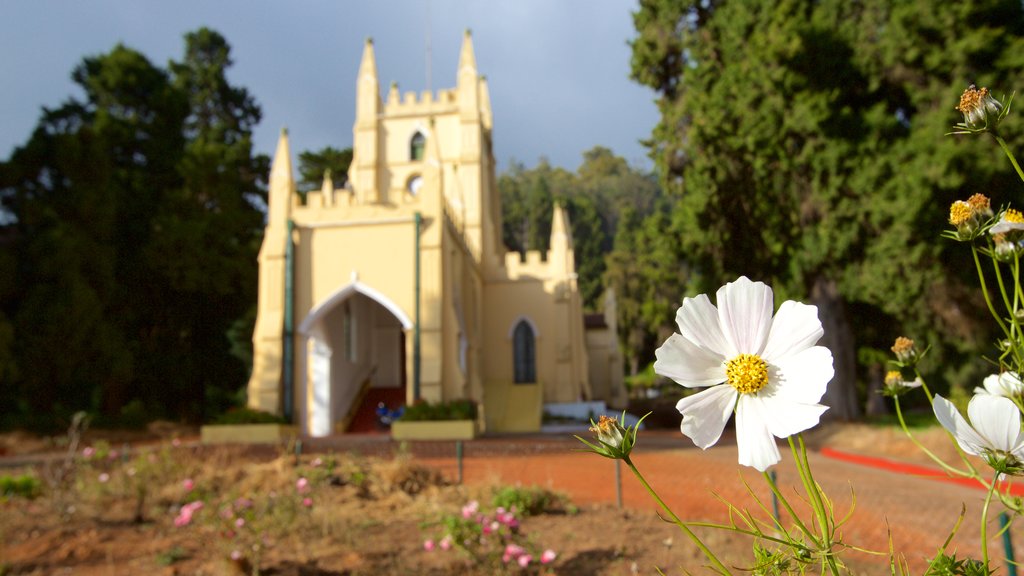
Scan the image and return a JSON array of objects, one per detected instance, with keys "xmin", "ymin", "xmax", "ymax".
[{"xmin": 424, "ymin": 0, "xmax": 432, "ymax": 94}]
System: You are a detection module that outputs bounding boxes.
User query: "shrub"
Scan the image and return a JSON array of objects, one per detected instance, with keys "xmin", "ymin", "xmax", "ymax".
[
  {"xmin": 399, "ymin": 399, "xmax": 476, "ymax": 422},
  {"xmin": 212, "ymin": 407, "xmax": 287, "ymax": 425},
  {"xmin": 0, "ymin": 474, "xmax": 41, "ymax": 500},
  {"xmin": 492, "ymin": 485, "xmax": 571, "ymax": 517}
]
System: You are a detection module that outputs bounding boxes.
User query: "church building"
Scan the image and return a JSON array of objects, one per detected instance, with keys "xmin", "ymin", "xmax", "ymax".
[{"xmin": 246, "ymin": 32, "xmax": 626, "ymax": 436}]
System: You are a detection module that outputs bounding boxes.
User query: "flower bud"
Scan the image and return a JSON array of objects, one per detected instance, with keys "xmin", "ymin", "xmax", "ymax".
[
  {"xmin": 956, "ymin": 85, "xmax": 1005, "ymax": 131},
  {"xmin": 891, "ymin": 337, "xmax": 918, "ymax": 365}
]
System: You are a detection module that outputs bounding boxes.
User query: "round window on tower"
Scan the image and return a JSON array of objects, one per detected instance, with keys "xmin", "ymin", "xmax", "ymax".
[{"xmin": 407, "ymin": 174, "xmax": 423, "ymax": 197}]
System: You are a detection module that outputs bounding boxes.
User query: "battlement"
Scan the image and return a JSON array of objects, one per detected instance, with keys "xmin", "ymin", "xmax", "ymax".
[{"xmin": 384, "ymin": 85, "xmax": 458, "ymax": 115}]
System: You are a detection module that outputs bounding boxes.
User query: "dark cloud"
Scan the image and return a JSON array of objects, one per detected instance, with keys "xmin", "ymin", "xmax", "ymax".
[{"xmin": 1, "ymin": 1, "xmax": 657, "ymax": 172}]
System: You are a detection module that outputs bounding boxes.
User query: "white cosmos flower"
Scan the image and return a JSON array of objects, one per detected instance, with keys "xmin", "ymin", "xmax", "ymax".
[
  {"xmin": 932, "ymin": 394, "xmax": 1024, "ymax": 469},
  {"xmin": 973, "ymin": 371, "xmax": 1024, "ymax": 398},
  {"xmin": 654, "ymin": 276, "xmax": 834, "ymax": 471},
  {"xmin": 990, "ymin": 208, "xmax": 1024, "ymax": 236}
]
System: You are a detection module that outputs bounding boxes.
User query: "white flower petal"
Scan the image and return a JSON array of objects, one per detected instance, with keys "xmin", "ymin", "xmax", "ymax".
[
  {"xmin": 968, "ymin": 394, "xmax": 1021, "ymax": 452},
  {"xmin": 1000, "ymin": 372, "xmax": 1024, "ymax": 395},
  {"xmin": 932, "ymin": 395, "xmax": 987, "ymax": 456},
  {"xmin": 760, "ymin": 301, "xmax": 824, "ymax": 362},
  {"xmin": 757, "ymin": 395, "xmax": 829, "ymax": 439},
  {"xmin": 717, "ymin": 277, "xmax": 774, "ymax": 355},
  {"xmin": 676, "ymin": 385, "xmax": 737, "ymax": 449},
  {"xmin": 735, "ymin": 395, "xmax": 781, "ymax": 471},
  {"xmin": 654, "ymin": 333, "xmax": 727, "ymax": 388},
  {"xmin": 768, "ymin": 346, "xmax": 834, "ymax": 405},
  {"xmin": 983, "ymin": 374, "xmax": 1004, "ymax": 396},
  {"xmin": 675, "ymin": 294, "xmax": 734, "ymax": 357}
]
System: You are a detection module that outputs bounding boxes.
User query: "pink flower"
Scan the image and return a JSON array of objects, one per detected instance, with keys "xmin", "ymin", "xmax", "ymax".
[
  {"xmin": 423, "ymin": 539, "xmax": 436, "ymax": 551},
  {"xmin": 518, "ymin": 554, "xmax": 532, "ymax": 567},
  {"xmin": 504, "ymin": 544, "xmax": 525, "ymax": 558},
  {"xmin": 234, "ymin": 497, "xmax": 252, "ymax": 510},
  {"xmin": 302, "ymin": 497, "xmax": 313, "ymax": 508},
  {"xmin": 98, "ymin": 472, "xmax": 110, "ymax": 483},
  {"xmin": 182, "ymin": 478, "xmax": 195, "ymax": 492},
  {"xmin": 541, "ymin": 549, "xmax": 557, "ymax": 564},
  {"xmin": 108, "ymin": 450, "xmax": 119, "ymax": 461},
  {"xmin": 502, "ymin": 553, "xmax": 512, "ymax": 564},
  {"xmin": 461, "ymin": 500, "xmax": 479, "ymax": 519},
  {"xmin": 174, "ymin": 502, "xmax": 203, "ymax": 527},
  {"xmin": 296, "ymin": 477, "xmax": 310, "ymax": 494},
  {"xmin": 311, "ymin": 457, "xmax": 323, "ymax": 467},
  {"xmin": 235, "ymin": 517, "xmax": 245, "ymax": 528},
  {"xmin": 82, "ymin": 447, "xmax": 95, "ymax": 458},
  {"xmin": 439, "ymin": 535, "xmax": 453, "ymax": 550},
  {"xmin": 230, "ymin": 550, "xmax": 242, "ymax": 561},
  {"xmin": 172, "ymin": 438, "xmax": 182, "ymax": 447}
]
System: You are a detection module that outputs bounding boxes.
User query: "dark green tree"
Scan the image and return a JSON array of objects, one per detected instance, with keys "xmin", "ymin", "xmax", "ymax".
[
  {"xmin": 0, "ymin": 29, "xmax": 267, "ymax": 427},
  {"xmin": 297, "ymin": 146, "xmax": 353, "ymax": 193},
  {"xmin": 630, "ymin": 0, "xmax": 1024, "ymax": 418}
]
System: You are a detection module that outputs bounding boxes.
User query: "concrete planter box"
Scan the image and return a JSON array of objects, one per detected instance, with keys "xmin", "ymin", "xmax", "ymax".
[
  {"xmin": 200, "ymin": 424, "xmax": 298, "ymax": 444},
  {"xmin": 391, "ymin": 419, "xmax": 478, "ymax": 441}
]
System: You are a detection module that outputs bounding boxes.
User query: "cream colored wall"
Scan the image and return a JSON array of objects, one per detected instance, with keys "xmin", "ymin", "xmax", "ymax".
[{"xmin": 249, "ymin": 35, "xmax": 611, "ymax": 437}]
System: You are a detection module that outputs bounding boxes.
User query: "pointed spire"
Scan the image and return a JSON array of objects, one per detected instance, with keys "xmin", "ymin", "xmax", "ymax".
[
  {"xmin": 268, "ymin": 127, "xmax": 294, "ymax": 222},
  {"xmin": 550, "ymin": 202, "xmax": 576, "ymax": 275},
  {"xmin": 321, "ymin": 169, "xmax": 334, "ymax": 207},
  {"xmin": 457, "ymin": 30, "xmax": 480, "ymax": 119},
  {"xmin": 550, "ymin": 202, "xmax": 572, "ymax": 248},
  {"xmin": 458, "ymin": 29, "xmax": 477, "ymax": 74},
  {"xmin": 358, "ymin": 37, "xmax": 378, "ymax": 80},
  {"xmin": 479, "ymin": 76, "xmax": 492, "ymax": 129},
  {"xmin": 356, "ymin": 37, "xmax": 380, "ymax": 123}
]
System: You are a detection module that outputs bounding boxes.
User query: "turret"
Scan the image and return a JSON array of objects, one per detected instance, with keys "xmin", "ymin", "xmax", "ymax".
[
  {"xmin": 351, "ymin": 38, "xmax": 383, "ymax": 203},
  {"xmin": 549, "ymin": 203, "xmax": 576, "ymax": 277},
  {"xmin": 356, "ymin": 38, "xmax": 380, "ymax": 125},
  {"xmin": 457, "ymin": 30, "xmax": 480, "ymax": 122},
  {"xmin": 321, "ymin": 169, "xmax": 334, "ymax": 208},
  {"xmin": 268, "ymin": 128, "xmax": 294, "ymax": 226}
]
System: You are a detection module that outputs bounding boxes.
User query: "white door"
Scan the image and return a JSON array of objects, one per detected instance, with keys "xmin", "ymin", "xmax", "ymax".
[{"xmin": 310, "ymin": 338, "xmax": 332, "ymax": 437}]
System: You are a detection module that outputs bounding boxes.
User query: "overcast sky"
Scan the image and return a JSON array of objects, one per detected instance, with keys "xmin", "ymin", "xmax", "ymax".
[{"xmin": 1, "ymin": 1, "xmax": 660, "ymax": 174}]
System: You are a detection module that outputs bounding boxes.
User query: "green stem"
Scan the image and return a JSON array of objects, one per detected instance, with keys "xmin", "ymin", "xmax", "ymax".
[
  {"xmin": 623, "ymin": 456, "xmax": 731, "ymax": 574},
  {"xmin": 893, "ymin": 396, "xmax": 974, "ymax": 477},
  {"xmin": 993, "ymin": 134, "xmax": 1024, "ymax": 185},
  {"xmin": 792, "ymin": 436, "xmax": 841, "ymax": 575},
  {"xmin": 762, "ymin": 469, "xmax": 816, "ymax": 542},
  {"xmin": 980, "ymin": 471, "xmax": 1000, "ymax": 568},
  {"xmin": 973, "ymin": 246, "xmax": 1010, "ymax": 337}
]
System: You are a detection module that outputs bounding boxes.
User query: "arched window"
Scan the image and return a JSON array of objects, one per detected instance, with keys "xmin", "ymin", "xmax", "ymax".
[
  {"xmin": 410, "ymin": 131, "xmax": 426, "ymax": 161},
  {"xmin": 513, "ymin": 320, "xmax": 536, "ymax": 384}
]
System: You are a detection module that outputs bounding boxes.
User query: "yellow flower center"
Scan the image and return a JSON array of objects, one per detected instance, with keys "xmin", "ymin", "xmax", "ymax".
[
  {"xmin": 957, "ymin": 86, "xmax": 990, "ymax": 114},
  {"xmin": 1006, "ymin": 208, "xmax": 1024, "ymax": 224},
  {"xmin": 726, "ymin": 353, "xmax": 769, "ymax": 394},
  {"xmin": 949, "ymin": 201, "xmax": 972, "ymax": 226},
  {"xmin": 884, "ymin": 371, "xmax": 902, "ymax": 387}
]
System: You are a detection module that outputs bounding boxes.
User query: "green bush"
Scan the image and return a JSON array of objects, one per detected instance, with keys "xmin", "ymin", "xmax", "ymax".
[
  {"xmin": 211, "ymin": 407, "xmax": 287, "ymax": 425},
  {"xmin": 398, "ymin": 399, "xmax": 476, "ymax": 422},
  {"xmin": 491, "ymin": 485, "xmax": 570, "ymax": 517},
  {"xmin": 0, "ymin": 474, "xmax": 41, "ymax": 500}
]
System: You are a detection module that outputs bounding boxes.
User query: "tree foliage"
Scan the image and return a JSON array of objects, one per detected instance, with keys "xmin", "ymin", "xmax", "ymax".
[
  {"xmin": 498, "ymin": 150, "xmax": 661, "ymax": 311},
  {"xmin": 297, "ymin": 146, "xmax": 352, "ymax": 193},
  {"xmin": 630, "ymin": 0, "xmax": 1024, "ymax": 418},
  {"xmin": 0, "ymin": 28, "xmax": 267, "ymax": 428}
]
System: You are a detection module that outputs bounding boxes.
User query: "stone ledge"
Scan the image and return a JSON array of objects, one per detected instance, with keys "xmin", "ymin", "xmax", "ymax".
[
  {"xmin": 390, "ymin": 420, "xmax": 478, "ymax": 441},
  {"xmin": 200, "ymin": 424, "xmax": 299, "ymax": 444}
]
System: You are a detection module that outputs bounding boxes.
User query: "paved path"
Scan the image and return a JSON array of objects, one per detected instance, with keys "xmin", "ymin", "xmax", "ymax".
[{"xmin": 308, "ymin": 430, "xmax": 1021, "ymax": 573}]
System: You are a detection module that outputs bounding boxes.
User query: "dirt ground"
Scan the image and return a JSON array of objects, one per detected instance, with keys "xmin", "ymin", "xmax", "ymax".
[{"xmin": 0, "ymin": 421, "xmax": 1015, "ymax": 575}]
